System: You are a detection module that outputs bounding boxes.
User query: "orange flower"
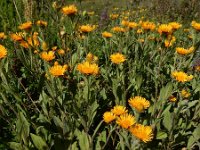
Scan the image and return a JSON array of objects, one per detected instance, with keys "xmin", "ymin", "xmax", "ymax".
[
  {"xmin": 49, "ymin": 62, "xmax": 68, "ymax": 77},
  {"xmin": 102, "ymin": 31, "xmax": 112, "ymax": 38},
  {"xmin": 18, "ymin": 21, "xmax": 32, "ymax": 30},
  {"xmin": 61, "ymin": 5, "xmax": 78, "ymax": 16},
  {"xmin": 176, "ymin": 46, "xmax": 194, "ymax": 55},
  {"xmin": 128, "ymin": 96, "xmax": 150, "ymax": 112},
  {"xmin": 0, "ymin": 44, "xmax": 7, "ymax": 59},
  {"xmin": 141, "ymin": 21, "xmax": 155, "ymax": 31},
  {"xmin": 111, "ymin": 26, "xmax": 126, "ymax": 32},
  {"xmin": 110, "ymin": 53, "xmax": 126, "ymax": 64},
  {"xmin": 77, "ymin": 61, "xmax": 99, "ymax": 75},
  {"xmin": 103, "ymin": 112, "xmax": 116, "ymax": 123},
  {"xmin": 0, "ymin": 32, "xmax": 7, "ymax": 39},
  {"xmin": 157, "ymin": 24, "xmax": 173, "ymax": 35},
  {"xmin": 111, "ymin": 105, "xmax": 127, "ymax": 116},
  {"xmin": 79, "ymin": 25, "xmax": 96, "ymax": 33},
  {"xmin": 40, "ymin": 51, "xmax": 55, "ymax": 61},
  {"xmin": 116, "ymin": 114, "xmax": 136, "ymax": 129},
  {"xmin": 36, "ymin": 20, "xmax": 47, "ymax": 27},
  {"xmin": 171, "ymin": 71, "xmax": 193, "ymax": 82}
]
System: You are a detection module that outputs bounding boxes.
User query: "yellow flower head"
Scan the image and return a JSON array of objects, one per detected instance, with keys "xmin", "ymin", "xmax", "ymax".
[
  {"xmin": 169, "ymin": 22, "xmax": 182, "ymax": 30},
  {"xmin": 57, "ymin": 49, "xmax": 65, "ymax": 55},
  {"xmin": 129, "ymin": 124, "xmax": 153, "ymax": 143},
  {"xmin": 128, "ymin": 96, "xmax": 150, "ymax": 112},
  {"xmin": 86, "ymin": 53, "xmax": 98, "ymax": 63},
  {"xmin": 0, "ymin": 32, "xmax": 7, "ymax": 39},
  {"xmin": 111, "ymin": 105, "xmax": 127, "ymax": 116},
  {"xmin": 137, "ymin": 29, "xmax": 143, "ymax": 34},
  {"xmin": 141, "ymin": 21, "xmax": 155, "ymax": 31},
  {"xmin": 169, "ymin": 95, "xmax": 177, "ymax": 102},
  {"xmin": 27, "ymin": 32, "xmax": 39, "ymax": 47},
  {"xmin": 191, "ymin": 21, "xmax": 200, "ymax": 31},
  {"xmin": 49, "ymin": 62, "xmax": 68, "ymax": 77},
  {"xmin": 157, "ymin": 24, "xmax": 173, "ymax": 35},
  {"xmin": 77, "ymin": 61, "xmax": 99, "ymax": 75},
  {"xmin": 36, "ymin": 20, "xmax": 47, "ymax": 27},
  {"xmin": 128, "ymin": 22, "xmax": 138, "ymax": 29},
  {"xmin": 110, "ymin": 14, "xmax": 119, "ymax": 20},
  {"xmin": 103, "ymin": 111, "xmax": 116, "ymax": 123},
  {"xmin": 79, "ymin": 24, "xmax": 96, "ymax": 33},
  {"xmin": 0, "ymin": 44, "xmax": 7, "ymax": 59},
  {"xmin": 116, "ymin": 114, "xmax": 136, "ymax": 129},
  {"xmin": 181, "ymin": 89, "xmax": 191, "ymax": 98},
  {"xmin": 40, "ymin": 51, "xmax": 55, "ymax": 61},
  {"xmin": 176, "ymin": 46, "xmax": 194, "ymax": 55},
  {"xmin": 19, "ymin": 40, "xmax": 29, "ymax": 48},
  {"xmin": 121, "ymin": 20, "xmax": 129, "ymax": 26},
  {"xmin": 10, "ymin": 32, "xmax": 24, "ymax": 42},
  {"xmin": 111, "ymin": 26, "xmax": 126, "ymax": 33},
  {"xmin": 61, "ymin": 5, "xmax": 78, "ymax": 16},
  {"xmin": 18, "ymin": 21, "xmax": 32, "ymax": 30},
  {"xmin": 102, "ymin": 31, "xmax": 113, "ymax": 38},
  {"xmin": 164, "ymin": 35, "xmax": 176, "ymax": 47},
  {"xmin": 171, "ymin": 71, "xmax": 193, "ymax": 82},
  {"xmin": 110, "ymin": 53, "xmax": 126, "ymax": 64}
]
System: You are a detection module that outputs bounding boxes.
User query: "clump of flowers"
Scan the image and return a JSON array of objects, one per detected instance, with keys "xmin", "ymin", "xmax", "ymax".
[
  {"xmin": 61, "ymin": 4, "xmax": 78, "ymax": 16},
  {"xmin": 0, "ymin": 44, "xmax": 7, "ymax": 59},
  {"xmin": 171, "ymin": 71, "xmax": 193, "ymax": 82},
  {"xmin": 128, "ymin": 96, "xmax": 150, "ymax": 112},
  {"xmin": 49, "ymin": 62, "xmax": 68, "ymax": 77},
  {"xmin": 110, "ymin": 53, "xmax": 126, "ymax": 64},
  {"xmin": 110, "ymin": 14, "xmax": 119, "ymax": 20},
  {"xmin": 79, "ymin": 24, "xmax": 96, "ymax": 33},
  {"xmin": 129, "ymin": 124, "xmax": 153, "ymax": 143}
]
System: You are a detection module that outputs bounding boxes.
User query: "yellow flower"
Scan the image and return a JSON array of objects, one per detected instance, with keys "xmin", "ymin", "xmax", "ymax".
[
  {"xmin": 0, "ymin": 44, "xmax": 7, "ymax": 59},
  {"xmin": 111, "ymin": 105, "xmax": 127, "ymax": 116},
  {"xmin": 19, "ymin": 40, "xmax": 29, "ymax": 48},
  {"xmin": 121, "ymin": 20, "xmax": 129, "ymax": 26},
  {"xmin": 27, "ymin": 32, "xmax": 39, "ymax": 47},
  {"xmin": 169, "ymin": 95, "xmax": 177, "ymax": 102},
  {"xmin": 79, "ymin": 24, "xmax": 96, "ymax": 33},
  {"xmin": 18, "ymin": 21, "xmax": 32, "ymax": 30},
  {"xmin": 111, "ymin": 26, "xmax": 126, "ymax": 32},
  {"xmin": 110, "ymin": 53, "xmax": 126, "ymax": 64},
  {"xmin": 10, "ymin": 33, "xmax": 24, "ymax": 41},
  {"xmin": 61, "ymin": 5, "xmax": 78, "ymax": 16},
  {"xmin": 36, "ymin": 20, "xmax": 47, "ymax": 27},
  {"xmin": 86, "ymin": 53, "xmax": 98, "ymax": 63},
  {"xmin": 164, "ymin": 35, "xmax": 176, "ymax": 47},
  {"xmin": 191, "ymin": 21, "xmax": 200, "ymax": 31},
  {"xmin": 141, "ymin": 21, "xmax": 155, "ymax": 31},
  {"xmin": 102, "ymin": 31, "xmax": 113, "ymax": 38},
  {"xmin": 169, "ymin": 22, "xmax": 182, "ymax": 30},
  {"xmin": 171, "ymin": 71, "xmax": 193, "ymax": 82},
  {"xmin": 77, "ymin": 61, "xmax": 99, "ymax": 75},
  {"xmin": 57, "ymin": 49, "xmax": 65, "ymax": 55},
  {"xmin": 0, "ymin": 32, "xmax": 7, "ymax": 39},
  {"xmin": 157, "ymin": 24, "xmax": 173, "ymax": 35},
  {"xmin": 103, "ymin": 112, "xmax": 116, "ymax": 123},
  {"xmin": 176, "ymin": 46, "xmax": 194, "ymax": 55},
  {"xmin": 116, "ymin": 114, "xmax": 136, "ymax": 129},
  {"xmin": 136, "ymin": 29, "xmax": 143, "ymax": 34},
  {"xmin": 128, "ymin": 96, "xmax": 150, "ymax": 112},
  {"xmin": 40, "ymin": 51, "xmax": 55, "ymax": 61},
  {"xmin": 49, "ymin": 62, "xmax": 68, "ymax": 77},
  {"xmin": 128, "ymin": 22, "xmax": 138, "ymax": 29},
  {"xmin": 110, "ymin": 14, "xmax": 119, "ymax": 20},
  {"xmin": 181, "ymin": 89, "xmax": 191, "ymax": 98},
  {"xmin": 129, "ymin": 124, "xmax": 153, "ymax": 143}
]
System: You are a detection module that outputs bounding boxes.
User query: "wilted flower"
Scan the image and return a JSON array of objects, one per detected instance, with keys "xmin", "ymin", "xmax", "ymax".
[
  {"xmin": 77, "ymin": 61, "xmax": 99, "ymax": 75},
  {"xmin": 0, "ymin": 44, "xmax": 7, "ymax": 59},
  {"xmin": 40, "ymin": 51, "xmax": 55, "ymax": 61},
  {"xmin": 61, "ymin": 5, "xmax": 78, "ymax": 16},
  {"xmin": 49, "ymin": 62, "xmax": 68, "ymax": 77},
  {"xmin": 102, "ymin": 31, "xmax": 112, "ymax": 38},
  {"xmin": 116, "ymin": 114, "xmax": 136, "ymax": 129},
  {"xmin": 79, "ymin": 24, "xmax": 96, "ymax": 33},
  {"xmin": 103, "ymin": 112, "xmax": 116, "ymax": 123},
  {"xmin": 110, "ymin": 53, "xmax": 126, "ymax": 64},
  {"xmin": 128, "ymin": 96, "xmax": 150, "ymax": 112},
  {"xmin": 111, "ymin": 105, "xmax": 127, "ymax": 116},
  {"xmin": 18, "ymin": 21, "xmax": 32, "ymax": 30},
  {"xmin": 129, "ymin": 124, "xmax": 153, "ymax": 143},
  {"xmin": 171, "ymin": 71, "xmax": 193, "ymax": 82},
  {"xmin": 181, "ymin": 89, "xmax": 191, "ymax": 98},
  {"xmin": 27, "ymin": 32, "xmax": 39, "ymax": 47}
]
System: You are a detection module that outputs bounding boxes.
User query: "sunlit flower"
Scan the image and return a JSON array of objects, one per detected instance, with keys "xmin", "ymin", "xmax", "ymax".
[
  {"xmin": 129, "ymin": 124, "xmax": 153, "ymax": 143},
  {"xmin": 103, "ymin": 111, "xmax": 116, "ymax": 123},
  {"xmin": 79, "ymin": 24, "xmax": 96, "ymax": 33},
  {"xmin": 0, "ymin": 32, "xmax": 7, "ymax": 39},
  {"xmin": 110, "ymin": 53, "xmax": 126, "ymax": 64},
  {"xmin": 176, "ymin": 46, "xmax": 194, "ymax": 55},
  {"xmin": 36, "ymin": 20, "xmax": 47, "ymax": 27},
  {"xmin": 110, "ymin": 14, "xmax": 119, "ymax": 20},
  {"xmin": 102, "ymin": 31, "xmax": 113, "ymax": 38},
  {"xmin": 10, "ymin": 33, "xmax": 24, "ymax": 41},
  {"xmin": 171, "ymin": 71, "xmax": 193, "ymax": 82},
  {"xmin": 157, "ymin": 24, "xmax": 173, "ymax": 35},
  {"xmin": 61, "ymin": 5, "xmax": 78, "ymax": 16},
  {"xmin": 169, "ymin": 95, "xmax": 177, "ymax": 102},
  {"xmin": 111, "ymin": 26, "xmax": 126, "ymax": 32},
  {"xmin": 57, "ymin": 49, "xmax": 65, "ymax": 55},
  {"xmin": 18, "ymin": 21, "xmax": 32, "ymax": 30},
  {"xmin": 191, "ymin": 21, "xmax": 200, "ymax": 31},
  {"xmin": 27, "ymin": 32, "xmax": 39, "ymax": 47},
  {"xmin": 40, "ymin": 51, "xmax": 55, "ymax": 61},
  {"xmin": 49, "ymin": 62, "xmax": 68, "ymax": 77},
  {"xmin": 169, "ymin": 22, "xmax": 182, "ymax": 30},
  {"xmin": 111, "ymin": 105, "xmax": 127, "ymax": 116},
  {"xmin": 128, "ymin": 22, "xmax": 138, "ymax": 29},
  {"xmin": 116, "ymin": 114, "xmax": 136, "ymax": 129},
  {"xmin": 141, "ymin": 21, "xmax": 155, "ymax": 31},
  {"xmin": 77, "ymin": 61, "xmax": 99, "ymax": 75},
  {"xmin": 128, "ymin": 96, "xmax": 150, "ymax": 112},
  {"xmin": 0, "ymin": 44, "xmax": 7, "ymax": 59},
  {"xmin": 181, "ymin": 89, "xmax": 191, "ymax": 98}
]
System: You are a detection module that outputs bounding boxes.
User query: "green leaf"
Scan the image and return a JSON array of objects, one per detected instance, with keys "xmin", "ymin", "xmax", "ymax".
[
  {"xmin": 156, "ymin": 131, "xmax": 168, "ymax": 140},
  {"xmin": 163, "ymin": 110, "xmax": 172, "ymax": 131},
  {"xmin": 30, "ymin": 133, "xmax": 48, "ymax": 150},
  {"xmin": 75, "ymin": 129, "xmax": 90, "ymax": 150},
  {"xmin": 9, "ymin": 142, "xmax": 24, "ymax": 150},
  {"xmin": 159, "ymin": 82, "xmax": 173, "ymax": 101}
]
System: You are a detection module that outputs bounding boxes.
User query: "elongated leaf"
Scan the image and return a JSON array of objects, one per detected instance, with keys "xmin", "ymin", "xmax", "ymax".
[
  {"xmin": 163, "ymin": 110, "xmax": 172, "ymax": 131},
  {"xmin": 30, "ymin": 133, "xmax": 48, "ymax": 150}
]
